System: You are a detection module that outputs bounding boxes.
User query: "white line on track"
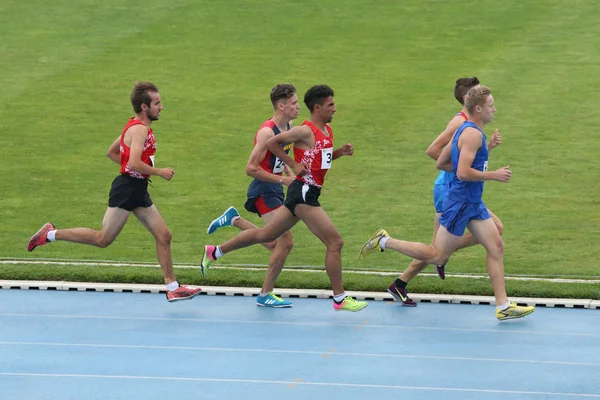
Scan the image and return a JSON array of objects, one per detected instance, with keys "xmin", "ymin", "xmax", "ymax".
[
  {"xmin": 0, "ymin": 372, "xmax": 598, "ymax": 397},
  {"xmin": 0, "ymin": 341, "xmax": 598, "ymax": 367},
  {"xmin": 2, "ymin": 258, "xmax": 599, "ymax": 284},
  {"xmin": 1, "ymin": 313, "xmax": 598, "ymax": 337}
]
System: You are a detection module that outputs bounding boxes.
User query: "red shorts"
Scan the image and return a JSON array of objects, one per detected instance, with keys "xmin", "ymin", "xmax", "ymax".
[{"xmin": 255, "ymin": 196, "xmax": 282, "ymax": 216}]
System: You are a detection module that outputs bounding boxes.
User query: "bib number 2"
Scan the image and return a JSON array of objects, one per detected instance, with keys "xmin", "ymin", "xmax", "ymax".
[
  {"xmin": 321, "ymin": 148, "xmax": 333, "ymax": 169},
  {"xmin": 273, "ymin": 157, "xmax": 285, "ymax": 173}
]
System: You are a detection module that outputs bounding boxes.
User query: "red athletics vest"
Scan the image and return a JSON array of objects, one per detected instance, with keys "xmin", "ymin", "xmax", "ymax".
[
  {"xmin": 294, "ymin": 120, "xmax": 333, "ymax": 188},
  {"xmin": 119, "ymin": 118, "xmax": 156, "ymax": 179},
  {"xmin": 256, "ymin": 119, "xmax": 291, "ymax": 175}
]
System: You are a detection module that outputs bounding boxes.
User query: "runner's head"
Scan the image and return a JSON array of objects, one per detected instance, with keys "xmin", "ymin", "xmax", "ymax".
[
  {"xmin": 304, "ymin": 85, "xmax": 336, "ymax": 123},
  {"xmin": 131, "ymin": 82, "xmax": 162, "ymax": 121},
  {"xmin": 270, "ymin": 84, "xmax": 300, "ymax": 120},
  {"xmin": 454, "ymin": 77, "xmax": 480, "ymax": 105}
]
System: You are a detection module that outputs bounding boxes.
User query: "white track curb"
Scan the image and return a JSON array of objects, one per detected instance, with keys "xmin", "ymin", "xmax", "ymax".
[{"xmin": 0, "ymin": 280, "xmax": 597, "ymax": 309}]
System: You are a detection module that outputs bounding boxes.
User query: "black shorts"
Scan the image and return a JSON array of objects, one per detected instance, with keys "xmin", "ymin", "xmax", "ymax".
[
  {"xmin": 283, "ymin": 179, "xmax": 321, "ymax": 216},
  {"xmin": 108, "ymin": 174, "xmax": 153, "ymax": 211}
]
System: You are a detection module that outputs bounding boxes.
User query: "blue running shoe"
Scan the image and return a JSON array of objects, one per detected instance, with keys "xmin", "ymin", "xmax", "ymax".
[
  {"xmin": 207, "ymin": 206, "xmax": 239, "ymax": 234},
  {"xmin": 256, "ymin": 293, "xmax": 293, "ymax": 308}
]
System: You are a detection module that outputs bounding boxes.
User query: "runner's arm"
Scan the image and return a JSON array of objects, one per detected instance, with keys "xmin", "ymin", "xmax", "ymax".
[
  {"xmin": 436, "ymin": 140, "xmax": 453, "ymax": 171},
  {"xmin": 127, "ymin": 125, "xmax": 163, "ymax": 176},
  {"xmin": 455, "ymin": 128, "xmax": 490, "ymax": 181},
  {"xmin": 333, "ymin": 143, "xmax": 353, "ymax": 160},
  {"xmin": 106, "ymin": 136, "xmax": 121, "ymax": 164},
  {"xmin": 246, "ymin": 127, "xmax": 289, "ymax": 184},
  {"xmin": 266, "ymin": 126, "xmax": 312, "ymax": 175},
  {"xmin": 426, "ymin": 115, "xmax": 465, "ymax": 160}
]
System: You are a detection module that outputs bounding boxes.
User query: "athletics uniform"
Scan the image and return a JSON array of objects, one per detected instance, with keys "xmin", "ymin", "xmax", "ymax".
[
  {"xmin": 244, "ymin": 120, "xmax": 291, "ymax": 216},
  {"xmin": 433, "ymin": 111, "xmax": 468, "ymax": 212},
  {"xmin": 108, "ymin": 118, "xmax": 156, "ymax": 211},
  {"xmin": 284, "ymin": 120, "xmax": 333, "ymax": 216},
  {"xmin": 439, "ymin": 121, "xmax": 491, "ymax": 236}
]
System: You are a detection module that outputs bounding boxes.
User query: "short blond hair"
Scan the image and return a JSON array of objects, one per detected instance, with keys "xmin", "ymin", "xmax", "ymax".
[{"xmin": 465, "ymin": 85, "xmax": 491, "ymax": 114}]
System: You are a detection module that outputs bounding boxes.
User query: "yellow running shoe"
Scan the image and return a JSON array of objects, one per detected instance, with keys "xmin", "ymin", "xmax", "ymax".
[
  {"xmin": 359, "ymin": 229, "xmax": 389, "ymax": 260},
  {"xmin": 333, "ymin": 296, "xmax": 368, "ymax": 312},
  {"xmin": 496, "ymin": 302, "xmax": 535, "ymax": 321}
]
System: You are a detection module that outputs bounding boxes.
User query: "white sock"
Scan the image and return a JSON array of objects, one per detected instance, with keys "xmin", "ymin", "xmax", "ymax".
[
  {"xmin": 166, "ymin": 281, "xmax": 179, "ymax": 291},
  {"xmin": 380, "ymin": 236, "xmax": 389, "ymax": 249},
  {"xmin": 497, "ymin": 300, "xmax": 511, "ymax": 311},
  {"xmin": 231, "ymin": 216, "xmax": 240, "ymax": 227},
  {"xmin": 214, "ymin": 246, "xmax": 224, "ymax": 259},
  {"xmin": 259, "ymin": 292, "xmax": 269, "ymax": 297},
  {"xmin": 333, "ymin": 292, "xmax": 347, "ymax": 303},
  {"xmin": 47, "ymin": 230, "xmax": 57, "ymax": 242}
]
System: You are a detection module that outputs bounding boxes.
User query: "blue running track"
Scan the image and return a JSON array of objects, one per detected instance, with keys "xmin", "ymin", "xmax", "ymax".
[{"xmin": 1, "ymin": 289, "xmax": 599, "ymax": 399}]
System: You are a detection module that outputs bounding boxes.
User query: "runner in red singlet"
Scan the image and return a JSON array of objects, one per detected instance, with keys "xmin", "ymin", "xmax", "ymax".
[
  {"xmin": 206, "ymin": 84, "xmax": 300, "ymax": 308},
  {"xmin": 201, "ymin": 85, "xmax": 368, "ymax": 312},
  {"xmin": 27, "ymin": 82, "xmax": 201, "ymax": 302}
]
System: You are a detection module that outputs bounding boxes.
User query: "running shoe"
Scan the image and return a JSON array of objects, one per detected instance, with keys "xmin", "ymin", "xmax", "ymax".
[
  {"xmin": 256, "ymin": 292, "xmax": 293, "ymax": 308},
  {"xmin": 207, "ymin": 206, "xmax": 239, "ymax": 234},
  {"xmin": 200, "ymin": 245, "xmax": 216, "ymax": 276},
  {"xmin": 333, "ymin": 296, "xmax": 368, "ymax": 312},
  {"xmin": 359, "ymin": 229, "xmax": 389, "ymax": 260},
  {"xmin": 387, "ymin": 282, "xmax": 417, "ymax": 306},
  {"xmin": 27, "ymin": 222, "xmax": 56, "ymax": 252},
  {"xmin": 496, "ymin": 302, "xmax": 535, "ymax": 321},
  {"xmin": 166, "ymin": 285, "xmax": 202, "ymax": 302},
  {"xmin": 436, "ymin": 263, "xmax": 446, "ymax": 280}
]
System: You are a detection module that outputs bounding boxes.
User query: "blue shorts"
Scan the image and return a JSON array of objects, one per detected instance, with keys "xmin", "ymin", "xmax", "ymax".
[
  {"xmin": 244, "ymin": 179, "xmax": 285, "ymax": 216},
  {"xmin": 439, "ymin": 199, "xmax": 490, "ymax": 236},
  {"xmin": 433, "ymin": 183, "xmax": 450, "ymax": 213}
]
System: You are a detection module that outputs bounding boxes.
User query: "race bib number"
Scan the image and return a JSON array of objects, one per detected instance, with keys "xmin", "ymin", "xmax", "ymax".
[
  {"xmin": 149, "ymin": 155, "xmax": 155, "ymax": 166},
  {"xmin": 273, "ymin": 157, "xmax": 285, "ymax": 173},
  {"xmin": 321, "ymin": 148, "xmax": 333, "ymax": 169},
  {"xmin": 483, "ymin": 161, "xmax": 488, "ymax": 172}
]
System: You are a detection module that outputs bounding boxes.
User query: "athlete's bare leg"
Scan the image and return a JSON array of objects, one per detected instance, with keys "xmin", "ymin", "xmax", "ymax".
[
  {"xmin": 220, "ymin": 206, "xmax": 299, "ymax": 254},
  {"xmin": 400, "ymin": 209, "xmax": 504, "ymax": 282},
  {"xmin": 384, "ymin": 225, "xmax": 461, "ymax": 266},
  {"xmin": 455, "ymin": 209, "xmax": 504, "ymax": 250},
  {"xmin": 54, "ymin": 207, "xmax": 130, "ymax": 248},
  {"xmin": 133, "ymin": 205, "xmax": 176, "ymax": 284},
  {"xmin": 260, "ymin": 209, "xmax": 293, "ymax": 294},
  {"xmin": 465, "ymin": 218, "xmax": 508, "ymax": 306},
  {"xmin": 294, "ymin": 205, "xmax": 345, "ymax": 295},
  {"xmin": 400, "ymin": 212, "xmax": 442, "ymax": 282},
  {"xmin": 231, "ymin": 216, "xmax": 276, "ymax": 252}
]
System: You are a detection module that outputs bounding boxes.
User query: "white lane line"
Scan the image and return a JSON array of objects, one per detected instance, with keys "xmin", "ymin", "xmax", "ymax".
[
  {"xmin": 1, "ymin": 341, "xmax": 598, "ymax": 367},
  {"xmin": 0, "ymin": 313, "xmax": 598, "ymax": 338},
  {"xmin": 0, "ymin": 372, "xmax": 598, "ymax": 397},
  {"xmin": 2, "ymin": 259, "xmax": 598, "ymax": 283}
]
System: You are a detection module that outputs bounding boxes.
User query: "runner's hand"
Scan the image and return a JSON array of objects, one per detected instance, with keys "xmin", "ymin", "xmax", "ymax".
[
  {"xmin": 341, "ymin": 143, "xmax": 354, "ymax": 156},
  {"xmin": 493, "ymin": 166, "xmax": 511, "ymax": 182},
  {"xmin": 159, "ymin": 167, "xmax": 175, "ymax": 181},
  {"xmin": 488, "ymin": 129, "xmax": 502, "ymax": 149},
  {"xmin": 292, "ymin": 162, "xmax": 309, "ymax": 177}
]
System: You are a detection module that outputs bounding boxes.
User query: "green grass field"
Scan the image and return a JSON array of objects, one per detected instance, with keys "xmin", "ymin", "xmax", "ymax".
[{"xmin": 1, "ymin": 0, "xmax": 599, "ymax": 298}]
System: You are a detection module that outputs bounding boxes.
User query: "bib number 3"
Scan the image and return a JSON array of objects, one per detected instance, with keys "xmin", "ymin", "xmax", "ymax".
[{"xmin": 321, "ymin": 148, "xmax": 333, "ymax": 169}]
